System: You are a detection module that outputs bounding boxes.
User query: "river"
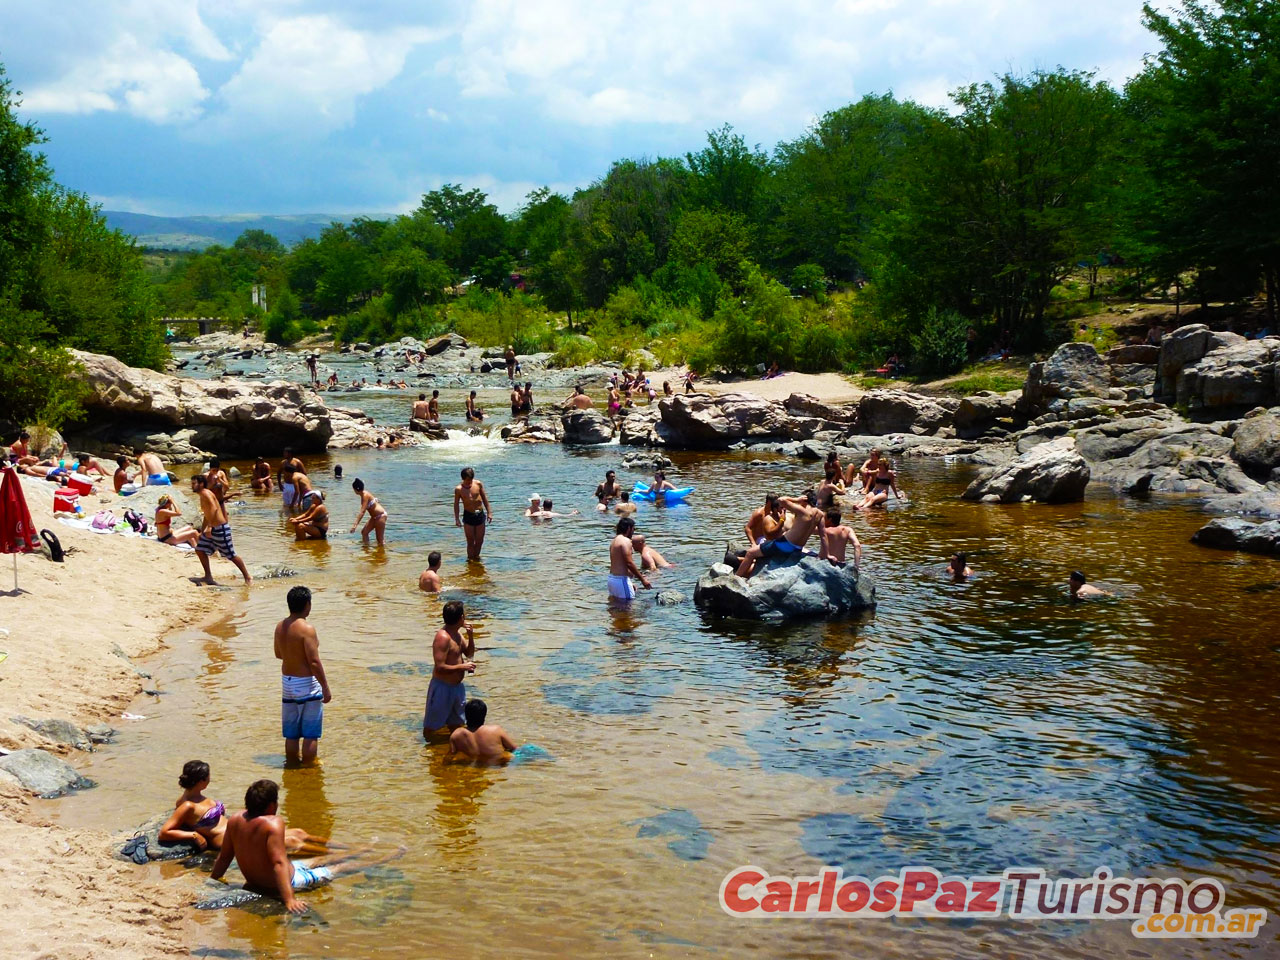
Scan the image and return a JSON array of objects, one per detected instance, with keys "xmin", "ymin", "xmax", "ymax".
[{"xmin": 50, "ymin": 375, "xmax": 1280, "ymax": 959}]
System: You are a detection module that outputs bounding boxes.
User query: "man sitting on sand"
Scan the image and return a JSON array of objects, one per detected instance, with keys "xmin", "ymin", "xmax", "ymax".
[
  {"xmin": 1068, "ymin": 570, "xmax": 1109, "ymax": 600},
  {"xmin": 210, "ymin": 778, "xmax": 401, "ymax": 915},
  {"xmin": 818, "ymin": 508, "xmax": 861, "ymax": 567},
  {"xmin": 419, "ymin": 551, "xmax": 443, "ymax": 592},
  {"xmin": 735, "ymin": 492, "xmax": 824, "ymax": 579},
  {"xmin": 448, "ymin": 699, "xmax": 518, "ymax": 765},
  {"xmin": 423, "ymin": 600, "xmax": 476, "ymax": 738},
  {"xmin": 251, "ymin": 456, "xmax": 274, "ymax": 493},
  {"xmin": 137, "ymin": 449, "xmax": 170, "ymax": 486},
  {"xmin": 275, "ymin": 586, "xmax": 330, "ymax": 763},
  {"xmin": 631, "ymin": 533, "xmax": 672, "ymax": 571},
  {"xmin": 608, "ymin": 516, "xmax": 651, "ymax": 599}
]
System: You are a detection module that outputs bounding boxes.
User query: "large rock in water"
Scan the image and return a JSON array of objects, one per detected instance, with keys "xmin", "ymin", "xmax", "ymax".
[
  {"xmin": 656, "ymin": 393, "xmax": 792, "ymax": 448},
  {"xmin": 561, "ymin": 408, "xmax": 614, "ymax": 444},
  {"xmin": 1191, "ymin": 518, "xmax": 1280, "ymax": 556},
  {"xmin": 694, "ymin": 554, "xmax": 877, "ymax": 620},
  {"xmin": 68, "ymin": 349, "xmax": 333, "ymax": 454},
  {"xmin": 1232, "ymin": 411, "xmax": 1280, "ymax": 475},
  {"xmin": 0, "ymin": 748, "xmax": 92, "ymax": 796},
  {"xmin": 962, "ymin": 436, "xmax": 1090, "ymax": 503}
]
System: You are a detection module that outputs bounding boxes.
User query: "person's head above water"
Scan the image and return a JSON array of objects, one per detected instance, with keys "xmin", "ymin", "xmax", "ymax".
[
  {"xmin": 179, "ymin": 759, "xmax": 210, "ymax": 789},
  {"xmin": 419, "ymin": 393, "xmax": 426, "ymax": 401},
  {"xmin": 529, "ymin": 493, "xmax": 541, "ymax": 505},
  {"xmin": 461, "ymin": 467, "xmax": 475, "ymax": 481},
  {"xmin": 244, "ymin": 779, "xmax": 278, "ymax": 818},
  {"xmin": 619, "ymin": 490, "xmax": 631, "ymax": 503},
  {"xmin": 464, "ymin": 698, "xmax": 487, "ymax": 732},
  {"xmin": 428, "ymin": 550, "xmax": 441, "ymax": 570},
  {"xmin": 631, "ymin": 533, "xmax": 646, "ymax": 547},
  {"xmin": 208, "ymin": 457, "xmax": 220, "ymax": 470},
  {"xmin": 616, "ymin": 516, "xmax": 636, "ymax": 536},
  {"xmin": 287, "ymin": 585, "xmax": 312, "ymax": 616},
  {"xmin": 443, "ymin": 599, "xmax": 465, "ymax": 626},
  {"xmin": 950, "ymin": 552, "xmax": 968, "ymax": 571},
  {"xmin": 352, "ymin": 478, "xmax": 365, "ymax": 492},
  {"xmin": 470, "ymin": 390, "xmax": 477, "ymax": 398},
  {"xmin": 334, "ymin": 465, "xmax": 343, "ymax": 478},
  {"xmin": 825, "ymin": 508, "xmax": 842, "ymax": 526},
  {"xmin": 541, "ymin": 499, "xmax": 553, "ymax": 510}
]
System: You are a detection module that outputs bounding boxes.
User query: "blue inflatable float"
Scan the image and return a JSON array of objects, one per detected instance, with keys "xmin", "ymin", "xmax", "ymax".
[{"xmin": 632, "ymin": 482, "xmax": 694, "ymax": 504}]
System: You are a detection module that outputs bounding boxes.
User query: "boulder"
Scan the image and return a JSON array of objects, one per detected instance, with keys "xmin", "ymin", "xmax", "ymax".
[
  {"xmin": 20, "ymin": 426, "xmax": 67, "ymax": 460},
  {"xmin": 0, "ymin": 748, "xmax": 92, "ymax": 797},
  {"xmin": 68, "ymin": 350, "xmax": 334, "ymax": 454},
  {"xmin": 621, "ymin": 450, "xmax": 673, "ymax": 471},
  {"xmin": 655, "ymin": 590, "xmax": 687, "ymax": 605},
  {"xmin": 656, "ymin": 393, "xmax": 793, "ymax": 449},
  {"xmin": 1106, "ymin": 343, "xmax": 1161, "ymax": 366},
  {"xmin": 561, "ymin": 409, "xmax": 614, "ymax": 445},
  {"xmin": 962, "ymin": 436, "xmax": 1090, "ymax": 504},
  {"xmin": 1191, "ymin": 518, "xmax": 1280, "ymax": 556},
  {"xmin": 502, "ymin": 417, "xmax": 563, "ymax": 444},
  {"xmin": 694, "ymin": 554, "xmax": 876, "ymax": 620},
  {"xmin": 1157, "ymin": 323, "xmax": 1216, "ymax": 393},
  {"xmin": 409, "ymin": 417, "xmax": 450, "ymax": 441},
  {"xmin": 954, "ymin": 391, "xmax": 1022, "ymax": 439},
  {"xmin": 1176, "ymin": 336, "xmax": 1278, "ymax": 411},
  {"xmin": 619, "ymin": 407, "xmax": 662, "ymax": 446},
  {"xmin": 857, "ymin": 390, "xmax": 957, "ymax": 436},
  {"xmin": 783, "ymin": 393, "xmax": 858, "ymax": 424},
  {"xmin": 1021, "ymin": 342, "xmax": 1111, "ymax": 412},
  {"xmin": 11, "ymin": 716, "xmax": 92, "ymax": 751}
]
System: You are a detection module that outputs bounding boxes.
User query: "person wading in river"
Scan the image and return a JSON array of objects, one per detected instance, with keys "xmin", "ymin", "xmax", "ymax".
[
  {"xmin": 608, "ymin": 516, "xmax": 651, "ymax": 600},
  {"xmin": 453, "ymin": 467, "xmax": 493, "ymax": 560},
  {"xmin": 274, "ymin": 586, "xmax": 331, "ymax": 764},
  {"xmin": 423, "ymin": 600, "xmax": 476, "ymax": 738}
]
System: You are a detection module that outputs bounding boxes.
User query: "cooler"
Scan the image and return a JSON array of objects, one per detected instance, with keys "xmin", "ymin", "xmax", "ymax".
[
  {"xmin": 53, "ymin": 489, "xmax": 79, "ymax": 513},
  {"xmin": 66, "ymin": 474, "xmax": 94, "ymax": 496}
]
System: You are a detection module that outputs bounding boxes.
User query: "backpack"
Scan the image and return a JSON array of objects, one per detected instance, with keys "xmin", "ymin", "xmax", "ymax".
[{"xmin": 122, "ymin": 509, "xmax": 148, "ymax": 535}]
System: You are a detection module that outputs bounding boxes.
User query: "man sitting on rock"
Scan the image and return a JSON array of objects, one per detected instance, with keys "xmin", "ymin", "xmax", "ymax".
[
  {"xmin": 735, "ymin": 491, "xmax": 824, "ymax": 579},
  {"xmin": 818, "ymin": 508, "xmax": 861, "ymax": 568}
]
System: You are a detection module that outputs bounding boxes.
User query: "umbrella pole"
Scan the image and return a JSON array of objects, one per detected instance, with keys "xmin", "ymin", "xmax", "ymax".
[{"xmin": 12, "ymin": 551, "xmax": 16, "ymax": 592}]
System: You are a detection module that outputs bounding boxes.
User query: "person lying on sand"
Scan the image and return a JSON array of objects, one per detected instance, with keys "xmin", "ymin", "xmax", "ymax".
[
  {"xmin": 419, "ymin": 551, "xmax": 443, "ymax": 592},
  {"xmin": 448, "ymin": 699, "xmax": 518, "ymax": 765},
  {"xmin": 161, "ymin": 761, "xmax": 329, "ymax": 855},
  {"xmin": 75, "ymin": 451, "xmax": 111, "ymax": 479},
  {"xmin": 154, "ymin": 495, "xmax": 200, "ymax": 547},
  {"xmin": 210, "ymin": 779, "xmax": 402, "ymax": 914},
  {"xmin": 631, "ymin": 533, "xmax": 672, "ymax": 570},
  {"xmin": 1068, "ymin": 570, "xmax": 1109, "ymax": 600},
  {"xmin": 114, "ymin": 458, "xmax": 133, "ymax": 493}
]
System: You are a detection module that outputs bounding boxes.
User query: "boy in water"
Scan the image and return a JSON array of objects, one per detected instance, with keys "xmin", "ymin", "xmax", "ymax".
[
  {"xmin": 453, "ymin": 467, "xmax": 493, "ymax": 560},
  {"xmin": 818, "ymin": 508, "xmax": 861, "ymax": 567},
  {"xmin": 274, "ymin": 586, "xmax": 331, "ymax": 763},
  {"xmin": 1068, "ymin": 570, "xmax": 1108, "ymax": 600},
  {"xmin": 608, "ymin": 516, "xmax": 651, "ymax": 599},
  {"xmin": 251, "ymin": 456, "xmax": 274, "ymax": 493},
  {"xmin": 946, "ymin": 553, "xmax": 973, "ymax": 580},
  {"xmin": 448, "ymin": 699, "xmax": 518, "ymax": 764},
  {"xmin": 419, "ymin": 551, "xmax": 443, "ymax": 592},
  {"xmin": 423, "ymin": 600, "xmax": 476, "ymax": 738}
]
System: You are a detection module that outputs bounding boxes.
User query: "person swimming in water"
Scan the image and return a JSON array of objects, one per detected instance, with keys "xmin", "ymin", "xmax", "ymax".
[
  {"xmin": 525, "ymin": 493, "xmax": 543, "ymax": 518},
  {"xmin": 538, "ymin": 498, "xmax": 578, "ymax": 518},
  {"xmin": 595, "ymin": 470, "xmax": 621, "ymax": 510},
  {"xmin": 160, "ymin": 760, "xmax": 330, "ymax": 855},
  {"xmin": 448, "ymin": 699, "xmax": 519, "ymax": 764},
  {"xmin": 631, "ymin": 533, "xmax": 672, "ymax": 570},
  {"xmin": 349, "ymin": 478, "xmax": 388, "ymax": 545},
  {"xmin": 613, "ymin": 490, "xmax": 636, "ymax": 515},
  {"xmin": 419, "ymin": 551, "xmax": 443, "ymax": 592},
  {"xmin": 946, "ymin": 552, "xmax": 973, "ymax": 580},
  {"xmin": 1068, "ymin": 570, "xmax": 1109, "ymax": 599}
]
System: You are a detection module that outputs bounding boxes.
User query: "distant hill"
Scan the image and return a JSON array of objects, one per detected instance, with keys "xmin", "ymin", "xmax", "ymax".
[{"xmin": 102, "ymin": 211, "xmax": 382, "ymax": 251}]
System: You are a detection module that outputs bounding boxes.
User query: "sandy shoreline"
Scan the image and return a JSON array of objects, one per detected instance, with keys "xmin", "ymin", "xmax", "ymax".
[{"xmin": 0, "ymin": 475, "xmax": 230, "ymax": 960}]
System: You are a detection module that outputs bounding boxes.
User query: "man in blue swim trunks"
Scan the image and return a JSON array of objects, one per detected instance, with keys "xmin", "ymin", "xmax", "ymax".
[
  {"xmin": 136, "ymin": 449, "xmax": 170, "ymax": 486},
  {"xmin": 423, "ymin": 600, "xmax": 475, "ymax": 739},
  {"xmin": 275, "ymin": 586, "xmax": 330, "ymax": 762},
  {"xmin": 735, "ymin": 491, "xmax": 825, "ymax": 578},
  {"xmin": 211, "ymin": 779, "xmax": 402, "ymax": 914}
]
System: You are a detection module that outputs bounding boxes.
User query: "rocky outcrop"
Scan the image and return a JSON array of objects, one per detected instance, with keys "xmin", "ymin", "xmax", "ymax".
[
  {"xmin": 1156, "ymin": 324, "xmax": 1280, "ymax": 411},
  {"xmin": 619, "ymin": 407, "xmax": 662, "ymax": 446},
  {"xmin": 1022, "ymin": 342, "xmax": 1113, "ymax": 413},
  {"xmin": 656, "ymin": 393, "xmax": 793, "ymax": 448},
  {"xmin": 562, "ymin": 409, "xmax": 615, "ymax": 444},
  {"xmin": 0, "ymin": 748, "xmax": 92, "ymax": 797},
  {"xmin": 502, "ymin": 416, "xmax": 563, "ymax": 444},
  {"xmin": 422, "ymin": 332, "xmax": 469, "ymax": 355},
  {"xmin": 962, "ymin": 436, "xmax": 1090, "ymax": 503},
  {"xmin": 784, "ymin": 393, "xmax": 858, "ymax": 424},
  {"xmin": 1191, "ymin": 517, "xmax": 1280, "ymax": 556},
  {"xmin": 857, "ymin": 390, "xmax": 958, "ymax": 435},
  {"xmin": 694, "ymin": 551, "xmax": 876, "ymax": 620},
  {"xmin": 1232, "ymin": 410, "xmax": 1280, "ymax": 476},
  {"xmin": 954, "ymin": 391, "xmax": 1021, "ymax": 439},
  {"xmin": 409, "ymin": 417, "xmax": 450, "ymax": 441}
]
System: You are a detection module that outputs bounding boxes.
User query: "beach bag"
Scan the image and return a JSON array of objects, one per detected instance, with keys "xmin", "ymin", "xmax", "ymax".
[
  {"xmin": 123, "ymin": 509, "xmax": 148, "ymax": 535},
  {"xmin": 90, "ymin": 510, "xmax": 116, "ymax": 531}
]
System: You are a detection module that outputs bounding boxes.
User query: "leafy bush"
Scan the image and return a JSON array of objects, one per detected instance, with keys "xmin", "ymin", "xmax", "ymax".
[
  {"xmin": 790, "ymin": 263, "xmax": 828, "ymax": 302},
  {"xmin": 549, "ymin": 334, "xmax": 597, "ymax": 368},
  {"xmin": 793, "ymin": 321, "xmax": 847, "ymax": 372},
  {"xmin": 947, "ymin": 372, "xmax": 1024, "ymax": 393},
  {"xmin": 909, "ymin": 307, "xmax": 968, "ymax": 376},
  {"xmin": 0, "ymin": 298, "xmax": 90, "ymax": 429}
]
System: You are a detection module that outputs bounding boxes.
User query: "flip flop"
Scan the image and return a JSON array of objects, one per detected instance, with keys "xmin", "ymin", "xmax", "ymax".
[{"xmin": 120, "ymin": 834, "xmax": 150, "ymax": 864}]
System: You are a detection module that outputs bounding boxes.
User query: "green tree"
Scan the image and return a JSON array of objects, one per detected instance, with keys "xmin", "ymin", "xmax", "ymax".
[{"xmin": 685, "ymin": 124, "xmax": 772, "ymax": 224}]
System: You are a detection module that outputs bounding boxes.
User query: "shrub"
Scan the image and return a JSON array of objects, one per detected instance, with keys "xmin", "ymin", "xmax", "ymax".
[
  {"xmin": 0, "ymin": 299, "xmax": 89, "ymax": 430},
  {"xmin": 549, "ymin": 334, "xmax": 597, "ymax": 368},
  {"xmin": 909, "ymin": 307, "xmax": 968, "ymax": 376}
]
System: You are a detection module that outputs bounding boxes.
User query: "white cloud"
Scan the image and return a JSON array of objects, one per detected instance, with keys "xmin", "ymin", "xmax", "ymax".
[{"xmin": 212, "ymin": 14, "xmax": 439, "ymax": 132}]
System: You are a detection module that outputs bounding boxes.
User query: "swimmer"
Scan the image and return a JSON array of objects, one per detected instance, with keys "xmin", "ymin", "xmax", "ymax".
[
  {"xmin": 818, "ymin": 508, "xmax": 861, "ymax": 567},
  {"xmin": 251, "ymin": 455, "xmax": 274, "ymax": 493},
  {"xmin": 520, "ymin": 382, "xmax": 534, "ymax": 413},
  {"xmin": 650, "ymin": 470, "xmax": 676, "ymax": 494},
  {"xmin": 349, "ymin": 478, "xmax": 387, "ymax": 545},
  {"xmin": 595, "ymin": 470, "xmax": 621, "ymax": 509},
  {"xmin": 453, "ymin": 467, "xmax": 492, "ymax": 560},
  {"xmin": 154, "ymin": 494, "xmax": 200, "ymax": 548},
  {"xmin": 631, "ymin": 533, "xmax": 672, "ymax": 570},
  {"xmin": 606, "ymin": 384, "xmax": 621, "ymax": 416},
  {"xmin": 205, "ymin": 457, "xmax": 231, "ymax": 504},
  {"xmin": 539, "ymin": 498, "xmax": 578, "ymax": 518},
  {"xmin": 736, "ymin": 492, "xmax": 824, "ymax": 578},
  {"xmin": 423, "ymin": 600, "xmax": 476, "ymax": 737},
  {"xmin": 946, "ymin": 552, "xmax": 973, "ymax": 580},
  {"xmin": 510, "ymin": 383, "xmax": 524, "ymax": 417},
  {"xmin": 745, "ymin": 493, "xmax": 784, "ymax": 546},
  {"xmin": 613, "ymin": 490, "xmax": 636, "ymax": 515},
  {"xmin": 1068, "ymin": 570, "xmax": 1109, "ymax": 600},
  {"xmin": 289, "ymin": 465, "xmax": 317, "ymax": 512},
  {"xmin": 289, "ymin": 491, "xmax": 329, "ymax": 540},
  {"xmin": 275, "ymin": 587, "xmax": 330, "ymax": 763},
  {"xmin": 210, "ymin": 779, "xmax": 402, "ymax": 914},
  {"xmin": 448, "ymin": 699, "xmax": 518, "ymax": 764},
  {"xmin": 418, "ymin": 551, "xmax": 443, "ymax": 592},
  {"xmin": 525, "ymin": 493, "xmax": 543, "ymax": 517},
  {"xmin": 608, "ymin": 516, "xmax": 651, "ymax": 599},
  {"xmin": 160, "ymin": 760, "xmax": 330, "ymax": 855}
]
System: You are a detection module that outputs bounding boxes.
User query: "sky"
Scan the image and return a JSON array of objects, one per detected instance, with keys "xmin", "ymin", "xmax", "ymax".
[{"xmin": 0, "ymin": 0, "xmax": 1163, "ymax": 217}]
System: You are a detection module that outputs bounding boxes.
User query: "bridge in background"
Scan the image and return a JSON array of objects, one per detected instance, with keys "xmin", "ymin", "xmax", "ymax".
[{"xmin": 160, "ymin": 317, "xmax": 224, "ymax": 336}]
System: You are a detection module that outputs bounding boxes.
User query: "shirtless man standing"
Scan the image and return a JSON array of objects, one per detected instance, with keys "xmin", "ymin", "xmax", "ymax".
[
  {"xmin": 428, "ymin": 390, "xmax": 440, "ymax": 422},
  {"xmin": 210, "ymin": 779, "xmax": 399, "ymax": 914},
  {"xmin": 631, "ymin": 533, "xmax": 672, "ymax": 571},
  {"xmin": 745, "ymin": 493, "xmax": 784, "ymax": 545},
  {"xmin": 735, "ymin": 492, "xmax": 824, "ymax": 579},
  {"xmin": 510, "ymin": 384, "xmax": 524, "ymax": 418},
  {"xmin": 594, "ymin": 470, "xmax": 621, "ymax": 510},
  {"xmin": 818, "ymin": 508, "xmax": 861, "ymax": 567},
  {"xmin": 206, "ymin": 457, "xmax": 231, "ymax": 504},
  {"xmin": 290, "ymin": 466, "xmax": 317, "ymax": 512},
  {"xmin": 274, "ymin": 586, "xmax": 330, "ymax": 763},
  {"xmin": 453, "ymin": 467, "xmax": 493, "ymax": 561},
  {"xmin": 192, "ymin": 474, "xmax": 252, "ymax": 584},
  {"xmin": 412, "ymin": 393, "xmax": 432, "ymax": 420},
  {"xmin": 423, "ymin": 600, "xmax": 476, "ymax": 738},
  {"xmin": 448, "ymin": 699, "xmax": 518, "ymax": 764},
  {"xmin": 251, "ymin": 456, "xmax": 274, "ymax": 493},
  {"xmin": 608, "ymin": 517, "xmax": 651, "ymax": 600},
  {"xmin": 278, "ymin": 449, "xmax": 304, "ymax": 510}
]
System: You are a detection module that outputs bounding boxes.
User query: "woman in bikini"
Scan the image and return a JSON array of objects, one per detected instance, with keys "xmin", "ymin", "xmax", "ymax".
[
  {"xmin": 606, "ymin": 385, "xmax": 622, "ymax": 417},
  {"xmin": 289, "ymin": 491, "xmax": 330, "ymax": 541},
  {"xmin": 855, "ymin": 459, "xmax": 903, "ymax": 510},
  {"xmin": 349, "ymin": 478, "xmax": 388, "ymax": 545},
  {"xmin": 154, "ymin": 495, "xmax": 201, "ymax": 548},
  {"xmin": 159, "ymin": 760, "xmax": 330, "ymax": 855}
]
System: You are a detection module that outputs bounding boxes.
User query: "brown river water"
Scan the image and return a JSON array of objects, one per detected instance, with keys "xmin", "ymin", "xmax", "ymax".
[{"xmin": 47, "ymin": 391, "xmax": 1280, "ymax": 959}]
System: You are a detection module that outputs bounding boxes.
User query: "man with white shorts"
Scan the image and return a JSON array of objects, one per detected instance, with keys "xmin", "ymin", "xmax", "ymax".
[{"xmin": 608, "ymin": 516, "xmax": 651, "ymax": 600}]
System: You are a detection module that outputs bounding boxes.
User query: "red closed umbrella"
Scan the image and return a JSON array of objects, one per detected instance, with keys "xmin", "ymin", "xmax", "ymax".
[{"xmin": 0, "ymin": 466, "xmax": 39, "ymax": 590}]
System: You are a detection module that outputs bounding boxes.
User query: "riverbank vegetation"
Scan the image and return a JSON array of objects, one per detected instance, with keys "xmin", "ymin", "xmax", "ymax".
[{"xmin": 3, "ymin": 1, "xmax": 1278, "ymax": 428}]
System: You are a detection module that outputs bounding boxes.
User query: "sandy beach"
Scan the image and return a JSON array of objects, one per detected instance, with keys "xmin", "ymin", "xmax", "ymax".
[
  {"xmin": 0, "ymin": 474, "xmax": 226, "ymax": 960},
  {"xmin": 699, "ymin": 370, "xmax": 864, "ymax": 404}
]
